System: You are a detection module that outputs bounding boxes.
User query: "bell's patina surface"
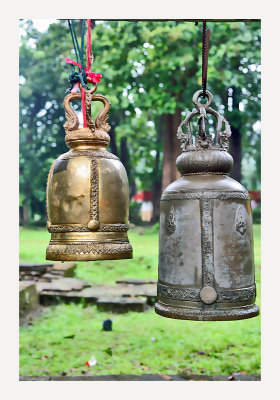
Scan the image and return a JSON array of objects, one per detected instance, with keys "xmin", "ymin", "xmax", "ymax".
[
  {"xmin": 155, "ymin": 90, "xmax": 259, "ymax": 321},
  {"xmin": 46, "ymin": 85, "xmax": 133, "ymax": 261}
]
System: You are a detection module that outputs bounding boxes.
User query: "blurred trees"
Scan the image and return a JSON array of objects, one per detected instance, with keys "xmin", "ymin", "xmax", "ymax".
[{"xmin": 19, "ymin": 19, "xmax": 260, "ymax": 225}]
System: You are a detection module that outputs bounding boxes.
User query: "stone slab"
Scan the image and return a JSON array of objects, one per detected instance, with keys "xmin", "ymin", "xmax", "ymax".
[
  {"xmin": 39, "ymin": 291, "xmax": 87, "ymax": 305},
  {"xmin": 19, "ymin": 263, "xmax": 53, "ymax": 273},
  {"xmin": 39, "ymin": 286, "xmax": 127, "ymax": 305},
  {"xmin": 40, "ymin": 273, "xmax": 60, "ymax": 281},
  {"xmin": 36, "ymin": 278, "xmax": 90, "ymax": 293},
  {"xmin": 118, "ymin": 283, "xmax": 157, "ymax": 305},
  {"xmin": 38, "ymin": 282, "xmax": 157, "ymax": 307},
  {"xmin": 19, "ymin": 281, "xmax": 39, "ymax": 317},
  {"xmin": 52, "ymin": 262, "xmax": 77, "ymax": 277},
  {"xmin": 96, "ymin": 296, "xmax": 147, "ymax": 313}
]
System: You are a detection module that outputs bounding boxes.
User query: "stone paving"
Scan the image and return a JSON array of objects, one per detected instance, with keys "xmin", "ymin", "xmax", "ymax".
[{"xmin": 19, "ymin": 263, "xmax": 157, "ymax": 317}]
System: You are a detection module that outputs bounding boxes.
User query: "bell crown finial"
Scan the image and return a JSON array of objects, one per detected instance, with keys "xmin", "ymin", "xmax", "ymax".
[
  {"xmin": 62, "ymin": 84, "xmax": 111, "ymax": 149},
  {"xmin": 177, "ymin": 90, "xmax": 231, "ymax": 152},
  {"xmin": 176, "ymin": 90, "xmax": 233, "ymax": 175}
]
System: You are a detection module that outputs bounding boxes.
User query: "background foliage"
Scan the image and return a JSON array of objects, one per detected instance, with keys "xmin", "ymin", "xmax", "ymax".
[{"xmin": 19, "ymin": 19, "xmax": 261, "ymax": 224}]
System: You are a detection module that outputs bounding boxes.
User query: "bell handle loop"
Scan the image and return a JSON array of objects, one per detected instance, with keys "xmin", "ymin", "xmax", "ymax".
[
  {"xmin": 192, "ymin": 89, "xmax": 213, "ymax": 109},
  {"xmin": 63, "ymin": 84, "xmax": 97, "ymax": 134},
  {"xmin": 91, "ymin": 93, "xmax": 111, "ymax": 133}
]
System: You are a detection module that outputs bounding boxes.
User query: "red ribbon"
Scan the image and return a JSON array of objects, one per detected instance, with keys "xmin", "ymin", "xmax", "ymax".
[{"xmin": 65, "ymin": 57, "xmax": 102, "ymax": 84}]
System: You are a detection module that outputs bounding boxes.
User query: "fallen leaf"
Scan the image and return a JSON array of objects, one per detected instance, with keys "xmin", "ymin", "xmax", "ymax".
[
  {"xmin": 227, "ymin": 376, "xmax": 235, "ymax": 381},
  {"xmin": 41, "ymin": 356, "xmax": 48, "ymax": 360},
  {"xmin": 141, "ymin": 365, "xmax": 150, "ymax": 371}
]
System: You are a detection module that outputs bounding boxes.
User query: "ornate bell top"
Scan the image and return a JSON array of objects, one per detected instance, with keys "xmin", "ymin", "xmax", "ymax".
[
  {"xmin": 176, "ymin": 90, "xmax": 233, "ymax": 175},
  {"xmin": 63, "ymin": 84, "xmax": 111, "ymax": 149}
]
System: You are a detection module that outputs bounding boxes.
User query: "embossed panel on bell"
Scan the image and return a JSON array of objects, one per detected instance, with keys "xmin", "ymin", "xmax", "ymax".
[
  {"xmin": 155, "ymin": 90, "xmax": 259, "ymax": 321},
  {"xmin": 46, "ymin": 86, "xmax": 133, "ymax": 261}
]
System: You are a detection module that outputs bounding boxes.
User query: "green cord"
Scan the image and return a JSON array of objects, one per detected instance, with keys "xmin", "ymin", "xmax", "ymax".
[{"xmin": 66, "ymin": 19, "xmax": 88, "ymax": 92}]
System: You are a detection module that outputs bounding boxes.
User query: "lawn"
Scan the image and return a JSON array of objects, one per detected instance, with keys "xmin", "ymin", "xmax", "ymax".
[{"xmin": 19, "ymin": 224, "xmax": 261, "ymax": 377}]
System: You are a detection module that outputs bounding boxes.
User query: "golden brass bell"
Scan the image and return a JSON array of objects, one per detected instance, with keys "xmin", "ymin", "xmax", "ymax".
[
  {"xmin": 155, "ymin": 90, "xmax": 259, "ymax": 321},
  {"xmin": 46, "ymin": 85, "xmax": 133, "ymax": 261}
]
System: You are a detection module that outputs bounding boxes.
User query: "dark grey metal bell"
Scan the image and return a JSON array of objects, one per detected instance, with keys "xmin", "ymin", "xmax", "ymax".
[{"xmin": 155, "ymin": 90, "xmax": 259, "ymax": 321}]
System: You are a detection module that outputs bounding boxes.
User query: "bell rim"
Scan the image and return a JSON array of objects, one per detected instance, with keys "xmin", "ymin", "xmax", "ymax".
[
  {"xmin": 154, "ymin": 301, "xmax": 259, "ymax": 321},
  {"xmin": 46, "ymin": 252, "xmax": 133, "ymax": 262},
  {"xmin": 46, "ymin": 240, "xmax": 133, "ymax": 262}
]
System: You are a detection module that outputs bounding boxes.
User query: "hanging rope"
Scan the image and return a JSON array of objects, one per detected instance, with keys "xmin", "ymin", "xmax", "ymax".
[
  {"xmin": 202, "ymin": 20, "xmax": 210, "ymax": 98},
  {"xmin": 66, "ymin": 19, "xmax": 102, "ymax": 128},
  {"xmin": 67, "ymin": 20, "xmax": 88, "ymax": 89},
  {"xmin": 86, "ymin": 19, "xmax": 94, "ymax": 70}
]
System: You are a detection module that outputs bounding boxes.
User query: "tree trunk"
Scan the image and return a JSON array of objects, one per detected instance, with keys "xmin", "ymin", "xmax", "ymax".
[
  {"xmin": 151, "ymin": 179, "xmax": 162, "ymax": 223},
  {"xmin": 229, "ymin": 87, "xmax": 242, "ymax": 182},
  {"xmin": 120, "ymin": 137, "xmax": 137, "ymax": 198},
  {"xmin": 151, "ymin": 148, "xmax": 162, "ymax": 223},
  {"xmin": 108, "ymin": 125, "xmax": 118, "ymax": 157},
  {"xmin": 229, "ymin": 126, "xmax": 242, "ymax": 182},
  {"xmin": 161, "ymin": 109, "xmax": 182, "ymax": 191},
  {"xmin": 22, "ymin": 202, "xmax": 30, "ymax": 226},
  {"xmin": 151, "ymin": 115, "xmax": 164, "ymax": 223}
]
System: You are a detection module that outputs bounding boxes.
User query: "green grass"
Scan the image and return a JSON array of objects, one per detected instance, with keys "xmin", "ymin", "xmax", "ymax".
[{"xmin": 19, "ymin": 224, "xmax": 261, "ymax": 377}]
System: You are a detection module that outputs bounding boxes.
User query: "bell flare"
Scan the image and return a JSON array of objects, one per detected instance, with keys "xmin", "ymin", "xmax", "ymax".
[
  {"xmin": 155, "ymin": 302, "xmax": 260, "ymax": 322},
  {"xmin": 155, "ymin": 173, "xmax": 259, "ymax": 321}
]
